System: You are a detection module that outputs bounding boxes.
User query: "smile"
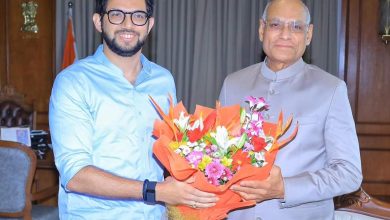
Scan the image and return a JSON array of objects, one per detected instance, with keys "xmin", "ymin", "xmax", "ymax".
[{"xmin": 119, "ymin": 33, "xmax": 135, "ymax": 39}]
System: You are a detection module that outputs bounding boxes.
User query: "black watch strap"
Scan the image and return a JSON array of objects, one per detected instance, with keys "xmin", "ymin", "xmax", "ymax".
[{"xmin": 142, "ymin": 179, "xmax": 157, "ymax": 204}]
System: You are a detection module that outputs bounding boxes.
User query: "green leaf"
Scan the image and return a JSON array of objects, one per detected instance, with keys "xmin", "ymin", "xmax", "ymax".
[
  {"xmin": 204, "ymin": 135, "xmax": 217, "ymax": 146},
  {"xmin": 236, "ymin": 133, "xmax": 247, "ymax": 149},
  {"xmin": 240, "ymin": 108, "xmax": 246, "ymax": 124}
]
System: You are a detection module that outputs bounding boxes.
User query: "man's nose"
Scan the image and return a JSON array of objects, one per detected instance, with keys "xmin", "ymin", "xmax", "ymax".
[
  {"xmin": 279, "ymin": 23, "xmax": 292, "ymax": 39},
  {"xmin": 122, "ymin": 14, "xmax": 135, "ymax": 27}
]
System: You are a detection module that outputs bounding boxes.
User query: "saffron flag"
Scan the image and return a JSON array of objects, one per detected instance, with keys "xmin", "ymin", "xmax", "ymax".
[{"xmin": 61, "ymin": 6, "xmax": 77, "ymax": 69}]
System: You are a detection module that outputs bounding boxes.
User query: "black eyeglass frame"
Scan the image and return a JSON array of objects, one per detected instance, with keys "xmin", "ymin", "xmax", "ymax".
[{"xmin": 103, "ymin": 9, "xmax": 151, "ymax": 26}]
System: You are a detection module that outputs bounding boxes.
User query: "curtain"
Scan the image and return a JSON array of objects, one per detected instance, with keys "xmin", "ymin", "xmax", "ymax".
[
  {"xmin": 55, "ymin": 0, "xmax": 101, "ymax": 74},
  {"xmin": 303, "ymin": 0, "xmax": 340, "ymax": 75},
  {"xmin": 55, "ymin": 0, "xmax": 341, "ymax": 110},
  {"xmin": 150, "ymin": 0, "xmax": 341, "ymax": 110}
]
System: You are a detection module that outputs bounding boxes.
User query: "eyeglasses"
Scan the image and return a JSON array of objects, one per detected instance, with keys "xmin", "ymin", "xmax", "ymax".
[
  {"xmin": 104, "ymin": 9, "xmax": 150, "ymax": 26},
  {"xmin": 264, "ymin": 19, "xmax": 309, "ymax": 33}
]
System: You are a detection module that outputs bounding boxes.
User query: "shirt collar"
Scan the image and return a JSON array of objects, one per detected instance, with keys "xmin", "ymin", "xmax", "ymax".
[
  {"xmin": 93, "ymin": 44, "xmax": 152, "ymax": 84},
  {"xmin": 261, "ymin": 58, "xmax": 305, "ymax": 81}
]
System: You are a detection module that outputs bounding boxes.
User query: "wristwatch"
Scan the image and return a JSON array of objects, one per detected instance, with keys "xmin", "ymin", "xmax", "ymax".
[{"xmin": 142, "ymin": 179, "xmax": 157, "ymax": 204}]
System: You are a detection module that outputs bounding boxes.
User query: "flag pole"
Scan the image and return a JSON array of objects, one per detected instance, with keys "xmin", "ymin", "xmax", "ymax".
[{"xmin": 61, "ymin": 1, "xmax": 77, "ymax": 70}]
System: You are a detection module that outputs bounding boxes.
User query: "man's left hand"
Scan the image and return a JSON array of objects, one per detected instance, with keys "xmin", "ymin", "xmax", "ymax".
[{"xmin": 230, "ymin": 165, "xmax": 285, "ymax": 203}]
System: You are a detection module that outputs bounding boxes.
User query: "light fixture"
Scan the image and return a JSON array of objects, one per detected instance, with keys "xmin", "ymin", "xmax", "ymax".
[{"xmin": 380, "ymin": 0, "xmax": 390, "ymax": 44}]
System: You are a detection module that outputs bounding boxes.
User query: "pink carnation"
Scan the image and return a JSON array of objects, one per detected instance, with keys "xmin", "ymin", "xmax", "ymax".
[
  {"xmin": 205, "ymin": 161, "xmax": 225, "ymax": 180},
  {"xmin": 186, "ymin": 151, "xmax": 203, "ymax": 167}
]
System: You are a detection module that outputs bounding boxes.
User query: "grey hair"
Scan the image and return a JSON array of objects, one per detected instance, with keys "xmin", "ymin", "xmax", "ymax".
[{"xmin": 261, "ymin": 0, "xmax": 311, "ymax": 24}]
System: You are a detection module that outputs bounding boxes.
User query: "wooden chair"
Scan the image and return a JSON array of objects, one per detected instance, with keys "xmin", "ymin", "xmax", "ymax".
[
  {"xmin": 335, "ymin": 187, "xmax": 390, "ymax": 220},
  {"xmin": 0, "ymin": 99, "xmax": 36, "ymax": 130},
  {"xmin": 0, "ymin": 140, "xmax": 58, "ymax": 220}
]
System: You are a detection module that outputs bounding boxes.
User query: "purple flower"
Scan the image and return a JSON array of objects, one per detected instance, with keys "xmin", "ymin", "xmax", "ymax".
[
  {"xmin": 210, "ymin": 144, "xmax": 218, "ymax": 152},
  {"xmin": 245, "ymin": 96, "xmax": 269, "ymax": 111},
  {"xmin": 221, "ymin": 167, "xmax": 233, "ymax": 181},
  {"xmin": 245, "ymin": 96, "xmax": 258, "ymax": 109},
  {"xmin": 207, "ymin": 177, "xmax": 220, "ymax": 186},
  {"xmin": 205, "ymin": 161, "xmax": 225, "ymax": 180},
  {"xmin": 243, "ymin": 142, "xmax": 254, "ymax": 152},
  {"xmin": 186, "ymin": 151, "xmax": 203, "ymax": 167}
]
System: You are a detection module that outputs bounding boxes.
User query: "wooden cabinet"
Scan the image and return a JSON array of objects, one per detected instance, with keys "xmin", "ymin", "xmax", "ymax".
[{"xmin": 342, "ymin": 0, "xmax": 390, "ymax": 201}]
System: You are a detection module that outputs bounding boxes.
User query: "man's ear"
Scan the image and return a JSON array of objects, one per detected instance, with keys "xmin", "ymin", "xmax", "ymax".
[
  {"xmin": 305, "ymin": 24, "xmax": 314, "ymax": 46},
  {"xmin": 93, "ymin": 13, "xmax": 102, "ymax": 33},
  {"xmin": 258, "ymin": 19, "xmax": 265, "ymax": 42},
  {"xmin": 147, "ymin": 17, "xmax": 155, "ymax": 34}
]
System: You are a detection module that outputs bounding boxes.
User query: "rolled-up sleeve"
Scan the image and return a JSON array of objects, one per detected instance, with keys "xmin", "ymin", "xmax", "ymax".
[
  {"xmin": 49, "ymin": 73, "xmax": 94, "ymax": 190},
  {"xmin": 281, "ymin": 82, "xmax": 362, "ymax": 207}
]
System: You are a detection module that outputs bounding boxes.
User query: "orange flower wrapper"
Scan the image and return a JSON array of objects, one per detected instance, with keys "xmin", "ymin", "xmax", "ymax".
[{"xmin": 150, "ymin": 96, "xmax": 298, "ymax": 220}]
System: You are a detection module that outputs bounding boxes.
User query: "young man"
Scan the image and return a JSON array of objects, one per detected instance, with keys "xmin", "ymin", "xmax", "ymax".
[
  {"xmin": 219, "ymin": 0, "xmax": 362, "ymax": 219},
  {"xmin": 50, "ymin": 0, "xmax": 217, "ymax": 219}
]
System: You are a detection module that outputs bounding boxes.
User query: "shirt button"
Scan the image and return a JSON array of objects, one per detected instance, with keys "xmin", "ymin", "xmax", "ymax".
[{"xmin": 269, "ymin": 89, "xmax": 275, "ymax": 95}]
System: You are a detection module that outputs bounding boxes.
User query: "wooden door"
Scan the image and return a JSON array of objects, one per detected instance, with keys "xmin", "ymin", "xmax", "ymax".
[{"xmin": 343, "ymin": 0, "xmax": 390, "ymax": 201}]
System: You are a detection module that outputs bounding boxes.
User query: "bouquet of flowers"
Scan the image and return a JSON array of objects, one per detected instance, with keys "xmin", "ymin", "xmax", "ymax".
[{"xmin": 150, "ymin": 95, "xmax": 298, "ymax": 220}]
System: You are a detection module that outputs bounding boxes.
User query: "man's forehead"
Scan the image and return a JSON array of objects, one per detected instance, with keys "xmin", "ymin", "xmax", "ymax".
[
  {"xmin": 107, "ymin": 0, "xmax": 146, "ymax": 9},
  {"xmin": 267, "ymin": 1, "xmax": 307, "ymax": 22}
]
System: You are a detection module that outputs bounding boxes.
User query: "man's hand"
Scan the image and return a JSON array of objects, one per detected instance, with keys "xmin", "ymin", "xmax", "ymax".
[
  {"xmin": 230, "ymin": 165, "xmax": 285, "ymax": 203},
  {"xmin": 156, "ymin": 176, "xmax": 218, "ymax": 209}
]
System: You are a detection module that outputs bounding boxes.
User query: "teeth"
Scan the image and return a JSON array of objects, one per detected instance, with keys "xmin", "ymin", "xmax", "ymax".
[{"xmin": 120, "ymin": 33, "xmax": 134, "ymax": 39}]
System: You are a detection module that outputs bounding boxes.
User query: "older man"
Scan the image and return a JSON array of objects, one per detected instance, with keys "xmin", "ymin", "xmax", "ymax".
[{"xmin": 219, "ymin": 0, "xmax": 362, "ymax": 219}]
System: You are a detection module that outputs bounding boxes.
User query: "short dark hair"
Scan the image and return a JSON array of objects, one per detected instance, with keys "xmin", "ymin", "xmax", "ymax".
[{"xmin": 95, "ymin": 0, "xmax": 154, "ymax": 17}]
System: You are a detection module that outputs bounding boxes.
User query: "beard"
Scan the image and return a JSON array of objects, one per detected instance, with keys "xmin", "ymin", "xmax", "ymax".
[{"xmin": 102, "ymin": 27, "xmax": 147, "ymax": 57}]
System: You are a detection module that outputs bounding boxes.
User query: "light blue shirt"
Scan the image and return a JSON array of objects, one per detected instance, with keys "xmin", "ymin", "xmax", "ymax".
[{"xmin": 49, "ymin": 45, "xmax": 176, "ymax": 220}]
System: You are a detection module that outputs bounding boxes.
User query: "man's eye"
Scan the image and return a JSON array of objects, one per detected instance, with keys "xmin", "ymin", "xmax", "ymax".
[
  {"xmin": 292, "ymin": 24, "xmax": 304, "ymax": 31},
  {"xmin": 110, "ymin": 11, "xmax": 122, "ymax": 17},
  {"xmin": 133, "ymin": 13, "xmax": 146, "ymax": 19},
  {"xmin": 269, "ymin": 22, "xmax": 281, "ymax": 28}
]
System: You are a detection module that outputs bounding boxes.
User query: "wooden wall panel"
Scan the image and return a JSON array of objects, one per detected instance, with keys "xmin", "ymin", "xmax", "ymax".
[
  {"xmin": 0, "ymin": 0, "xmax": 58, "ymax": 206},
  {"xmin": 2, "ymin": 0, "xmax": 55, "ymax": 130},
  {"xmin": 361, "ymin": 151, "xmax": 390, "ymax": 181},
  {"xmin": 0, "ymin": 1, "xmax": 6, "ymax": 84},
  {"xmin": 363, "ymin": 183, "xmax": 390, "ymax": 201},
  {"xmin": 344, "ymin": 0, "xmax": 390, "ymax": 200},
  {"xmin": 357, "ymin": 0, "xmax": 390, "ymax": 123},
  {"xmin": 359, "ymin": 136, "xmax": 390, "ymax": 150}
]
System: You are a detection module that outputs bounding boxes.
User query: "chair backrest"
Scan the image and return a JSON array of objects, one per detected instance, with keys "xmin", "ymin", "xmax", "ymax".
[
  {"xmin": 0, "ymin": 100, "xmax": 36, "ymax": 130},
  {"xmin": 335, "ymin": 188, "xmax": 390, "ymax": 220},
  {"xmin": 0, "ymin": 140, "xmax": 37, "ymax": 219}
]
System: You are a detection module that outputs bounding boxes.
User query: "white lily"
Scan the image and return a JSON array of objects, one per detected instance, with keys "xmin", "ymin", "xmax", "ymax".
[
  {"xmin": 264, "ymin": 136, "xmax": 274, "ymax": 151},
  {"xmin": 211, "ymin": 126, "xmax": 240, "ymax": 152},
  {"xmin": 188, "ymin": 117, "xmax": 204, "ymax": 131},
  {"xmin": 173, "ymin": 111, "xmax": 190, "ymax": 132},
  {"xmin": 254, "ymin": 151, "xmax": 266, "ymax": 161}
]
